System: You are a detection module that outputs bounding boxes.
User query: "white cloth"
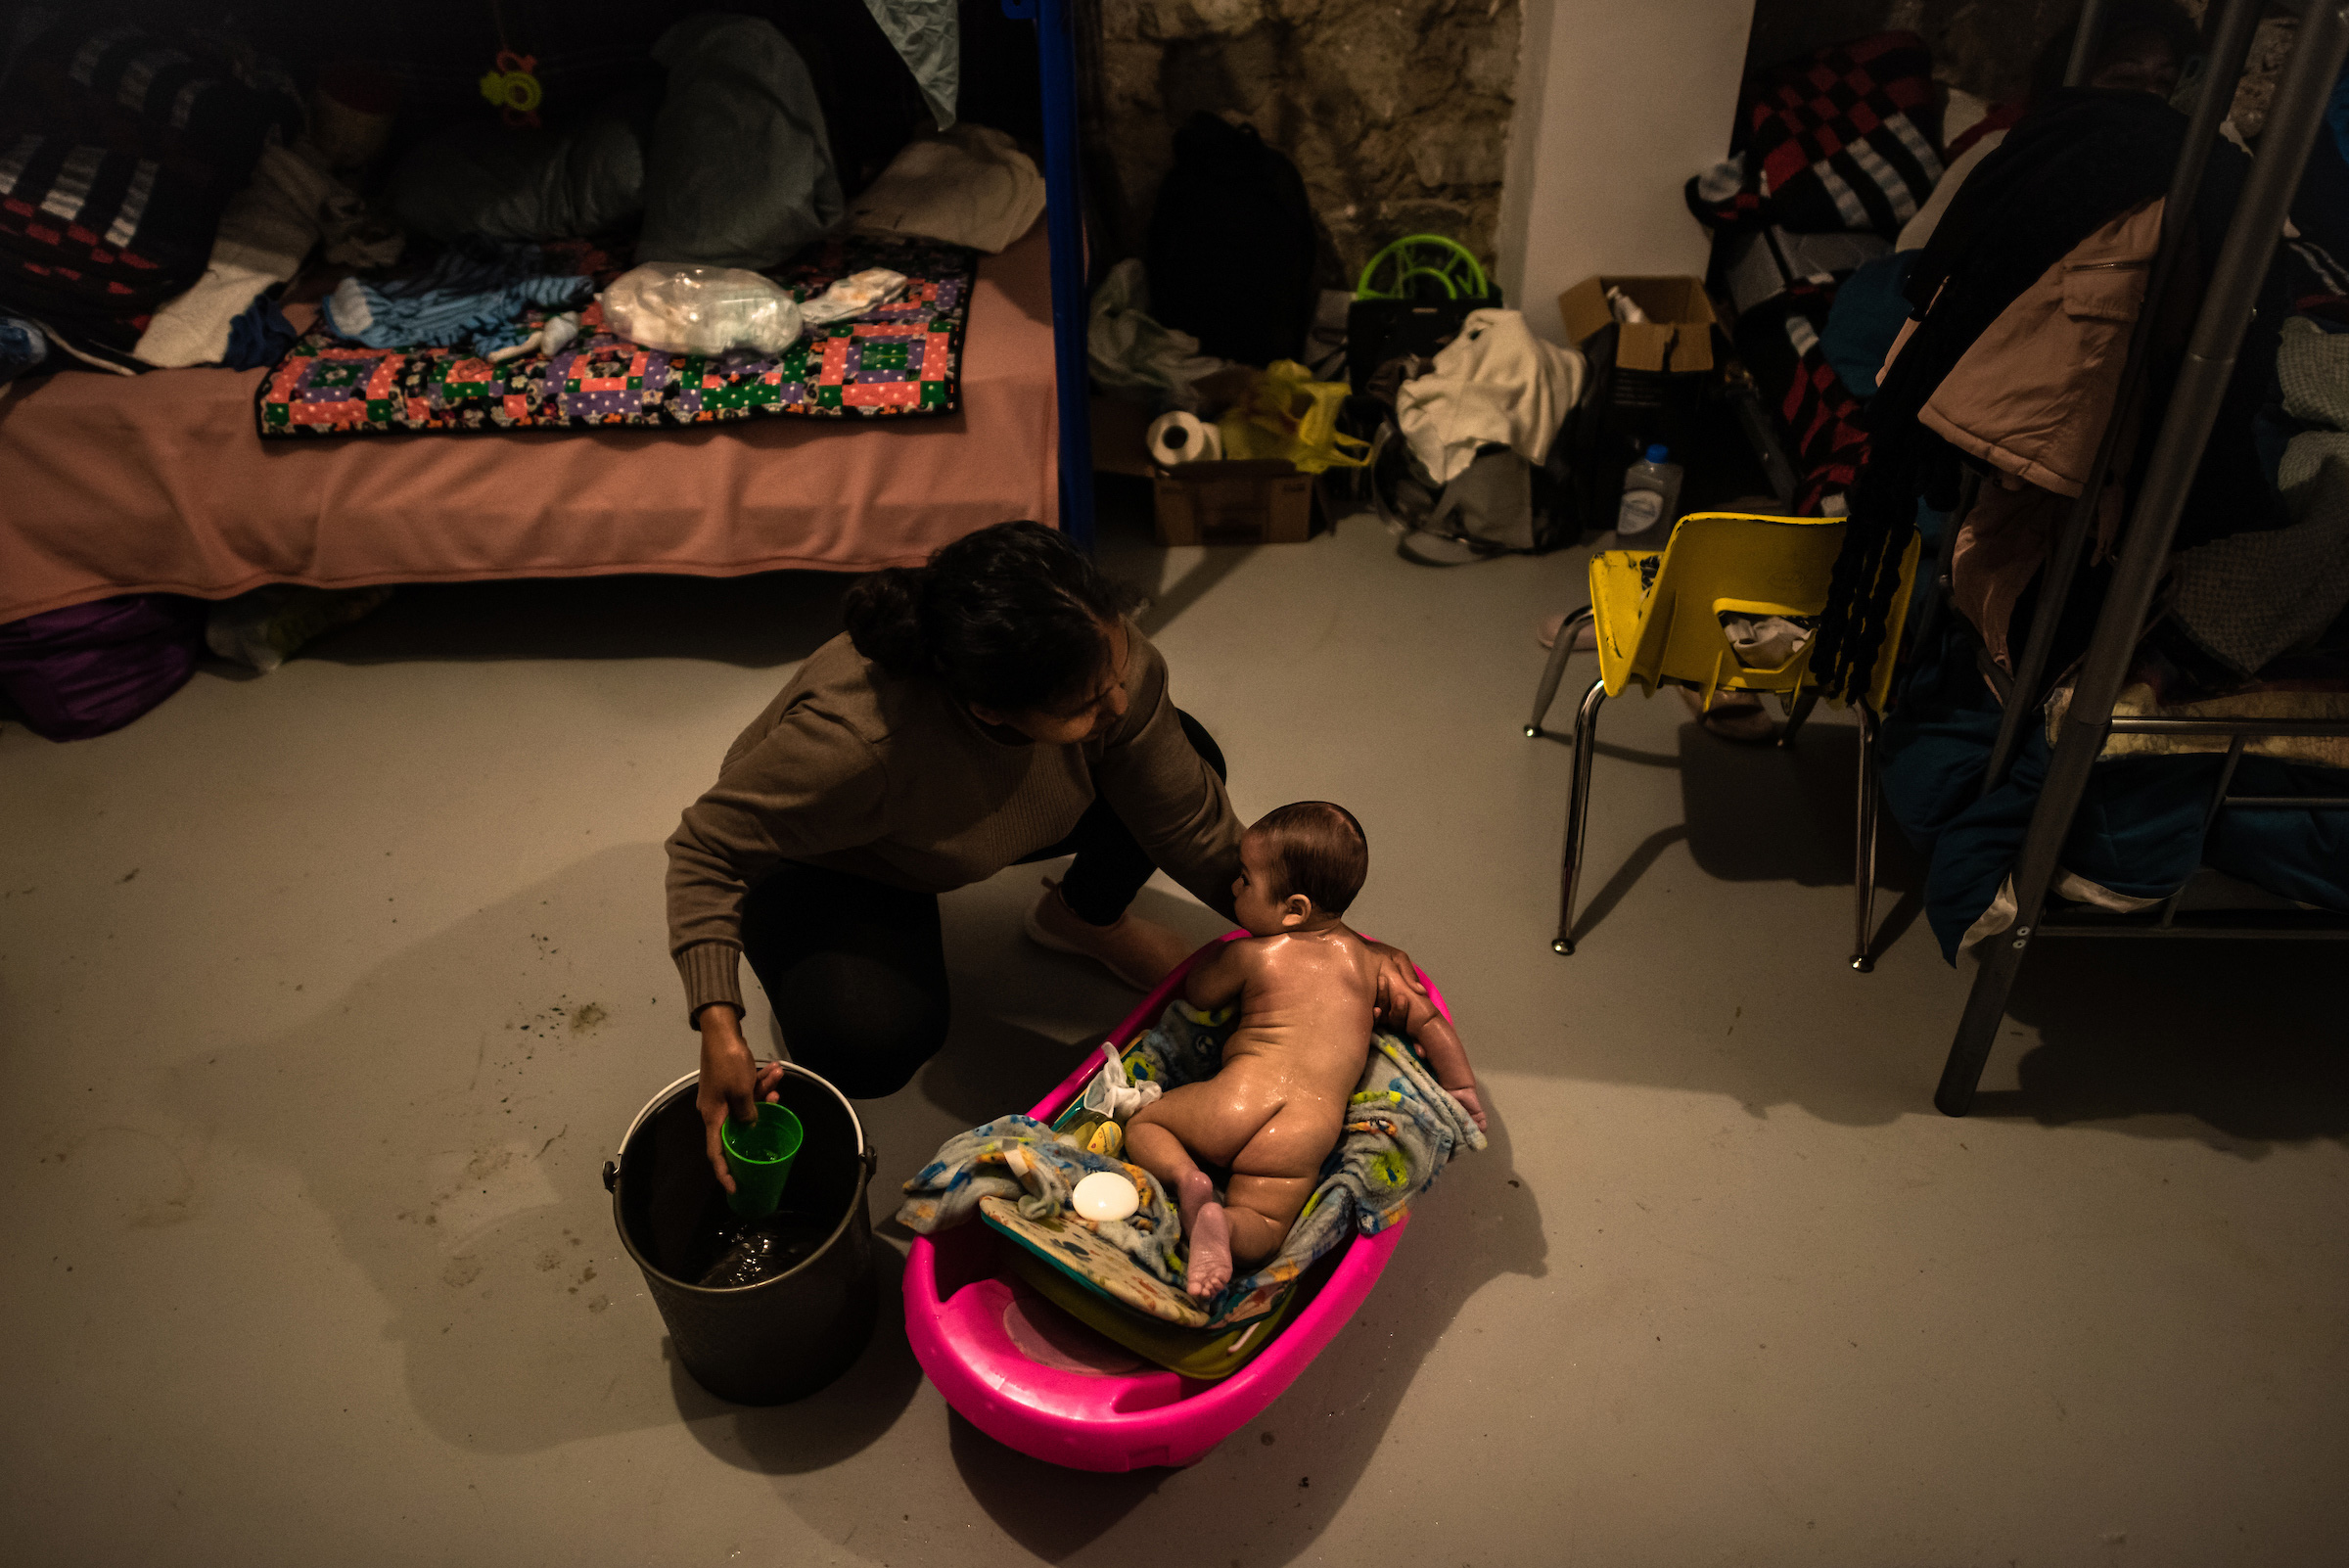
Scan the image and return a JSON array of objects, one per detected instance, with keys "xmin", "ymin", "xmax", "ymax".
[
  {"xmin": 1078, "ymin": 1041, "xmax": 1163, "ymax": 1123},
  {"xmin": 135, "ymin": 140, "xmax": 335, "ymax": 368},
  {"xmin": 1087, "ymin": 256, "xmax": 1224, "ymax": 411},
  {"xmin": 846, "ymin": 124, "xmax": 1044, "ymax": 254},
  {"xmin": 799, "ymin": 267, "xmax": 908, "ymax": 325},
  {"xmin": 1394, "ymin": 308, "xmax": 1586, "ymax": 486}
]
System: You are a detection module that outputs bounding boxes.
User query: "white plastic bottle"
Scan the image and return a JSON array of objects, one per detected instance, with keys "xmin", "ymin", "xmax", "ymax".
[{"xmin": 1616, "ymin": 443, "xmax": 1682, "ymax": 540}]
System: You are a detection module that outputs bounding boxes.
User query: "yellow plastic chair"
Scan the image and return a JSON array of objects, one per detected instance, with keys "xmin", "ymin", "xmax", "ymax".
[{"xmin": 1525, "ymin": 511, "xmax": 1921, "ymax": 968}]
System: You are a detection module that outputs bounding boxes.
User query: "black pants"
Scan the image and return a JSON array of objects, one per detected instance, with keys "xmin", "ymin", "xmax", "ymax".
[{"xmin": 739, "ymin": 711, "xmax": 1225, "ymax": 1098}]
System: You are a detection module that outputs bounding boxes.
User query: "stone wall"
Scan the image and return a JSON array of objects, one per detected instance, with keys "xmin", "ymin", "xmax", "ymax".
[{"xmin": 1089, "ymin": 0, "xmax": 1523, "ymax": 285}]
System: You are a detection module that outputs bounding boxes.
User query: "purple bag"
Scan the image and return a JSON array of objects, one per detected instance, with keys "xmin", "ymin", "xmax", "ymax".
[{"xmin": 0, "ymin": 595, "xmax": 206, "ymax": 741}]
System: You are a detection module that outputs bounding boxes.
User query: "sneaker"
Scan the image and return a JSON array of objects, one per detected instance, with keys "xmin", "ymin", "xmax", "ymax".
[{"xmin": 1024, "ymin": 879, "xmax": 1194, "ymax": 990}]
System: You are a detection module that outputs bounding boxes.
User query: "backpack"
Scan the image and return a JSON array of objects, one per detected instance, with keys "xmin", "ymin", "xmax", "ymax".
[{"xmin": 1145, "ymin": 114, "xmax": 1316, "ymax": 368}]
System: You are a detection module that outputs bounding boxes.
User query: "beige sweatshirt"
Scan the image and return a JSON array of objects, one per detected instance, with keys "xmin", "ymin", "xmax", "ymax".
[{"xmin": 665, "ymin": 623, "xmax": 1242, "ymax": 1021}]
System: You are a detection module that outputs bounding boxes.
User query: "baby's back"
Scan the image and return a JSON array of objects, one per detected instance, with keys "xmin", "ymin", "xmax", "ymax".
[{"xmin": 1221, "ymin": 929, "xmax": 1379, "ymax": 1103}]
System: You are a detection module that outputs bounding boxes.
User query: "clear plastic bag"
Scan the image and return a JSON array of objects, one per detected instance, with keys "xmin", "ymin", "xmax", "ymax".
[{"xmin": 601, "ymin": 263, "xmax": 804, "ymax": 355}]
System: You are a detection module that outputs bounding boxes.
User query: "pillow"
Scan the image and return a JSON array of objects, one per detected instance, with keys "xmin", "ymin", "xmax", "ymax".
[
  {"xmin": 1688, "ymin": 31, "xmax": 1944, "ymax": 239},
  {"xmin": 635, "ymin": 15, "xmax": 844, "ymax": 271},
  {"xmin": 846, "ymin": 125, "xmax": 1042, "ymax": 254}
]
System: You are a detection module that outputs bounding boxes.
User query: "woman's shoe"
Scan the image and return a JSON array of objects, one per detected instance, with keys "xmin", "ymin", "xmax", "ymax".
[
  {"xmin": 1677, "ymin": 685, "xmax": 1778, "ymax": 744},
  {"xmin": 1024, "ymin": 879, "xmax": 1194, "ymax": 990}
]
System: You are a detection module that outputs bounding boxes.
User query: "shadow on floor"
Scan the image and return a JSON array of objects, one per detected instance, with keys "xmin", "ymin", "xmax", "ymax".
[
  {"xmin": 309, "ymin": 570, "xmax": 854, "ymax": 669},
  {"xmin": 149, "ymin": 842, "xmax": 1046, "ymax": 1467},
  {"xmin": 1965, "ymin": 940, "xmax": 2349, "ymax": 1149},
  {"xmin": 669, "ymin": 1243, "xmax": 931, "ymax": 1472},
  {"xmin": 1548, "ymin": 718, "xmax": 1924, "ymax": 960}
]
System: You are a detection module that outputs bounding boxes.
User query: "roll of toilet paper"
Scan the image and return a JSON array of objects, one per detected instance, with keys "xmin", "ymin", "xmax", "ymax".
[{"xmin": 1146, "ymin": 410, "xmax": 1222, "ymax": 468}]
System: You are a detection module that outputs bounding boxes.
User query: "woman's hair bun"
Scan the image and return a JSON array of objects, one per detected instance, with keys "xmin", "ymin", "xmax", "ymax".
[
  {"xmin": 842, "ymin": 521, "xmax": 1138, "ymax": 713},
  {"xmin": 842, "ymin": 566, "xmax": 930, "ymax": 674}
]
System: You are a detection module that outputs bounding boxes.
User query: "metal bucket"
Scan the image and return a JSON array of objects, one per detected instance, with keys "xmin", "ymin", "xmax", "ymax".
[{"xmin": 604, "ymin": 1065, "xmax": 876, "ymax": 1406}]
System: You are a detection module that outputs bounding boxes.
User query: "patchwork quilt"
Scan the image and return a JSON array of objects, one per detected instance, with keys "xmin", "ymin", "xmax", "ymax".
[{"xmin": 253, "ymin": 235, "xmax": 976, "ymax": 438}]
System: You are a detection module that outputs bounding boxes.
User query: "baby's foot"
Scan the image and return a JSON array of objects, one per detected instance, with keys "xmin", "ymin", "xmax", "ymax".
[{"xmin": 1185, "ymin": 1202, "xmax": 1232, "ymax": 1301}]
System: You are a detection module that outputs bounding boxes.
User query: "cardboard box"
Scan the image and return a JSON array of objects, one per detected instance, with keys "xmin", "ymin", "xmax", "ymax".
[
  {"xmin": 1152, "ymin": 458, "xmax": 1316, "ymax": 546},
  {"xmin": 1557, "ymin": 274, "xmax": 1721, "ymax": 373},
  {"xmin": 1089, "ymin": 393, "xmax": 1157, "ymax": 478}
]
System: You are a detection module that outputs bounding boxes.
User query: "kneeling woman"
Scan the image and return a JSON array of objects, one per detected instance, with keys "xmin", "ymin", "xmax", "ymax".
[{"xmin": 668, "ymin": 522, "xmax": 1322, "ymax": 1185}]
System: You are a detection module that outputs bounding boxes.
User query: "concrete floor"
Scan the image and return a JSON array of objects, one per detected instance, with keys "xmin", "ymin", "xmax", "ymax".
[{"xmin": 3, "ymin": 504, "xmax": 2344, "ymax": 1568}]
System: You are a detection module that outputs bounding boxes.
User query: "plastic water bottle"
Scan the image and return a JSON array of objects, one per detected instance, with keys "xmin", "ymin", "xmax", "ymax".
[{"xmin": 1616, "ymin": 444, "xmax": 1682, "ymax": 540}]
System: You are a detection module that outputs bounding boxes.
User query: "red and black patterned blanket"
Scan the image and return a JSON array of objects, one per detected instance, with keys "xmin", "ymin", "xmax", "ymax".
[{"xmin": 254, "ymin": 235, "xmax": 977, "ymax": 439}]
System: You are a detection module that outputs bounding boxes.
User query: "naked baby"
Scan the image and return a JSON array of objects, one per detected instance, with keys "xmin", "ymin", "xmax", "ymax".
[{"xmin": 1125, "ymin": 802, "xmax": 1484, "ymax": 1301}]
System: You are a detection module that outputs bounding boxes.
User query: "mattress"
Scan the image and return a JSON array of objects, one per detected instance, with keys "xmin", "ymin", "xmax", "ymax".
[{"xmin": 0, "ymin": 223, "xmax": 1058, "ymax": 623}]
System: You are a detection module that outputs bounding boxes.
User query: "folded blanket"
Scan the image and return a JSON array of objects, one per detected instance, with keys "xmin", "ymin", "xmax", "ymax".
[{"xmin": 898, "ymin": 999, "xmax": 1486, "ymax": 1326}]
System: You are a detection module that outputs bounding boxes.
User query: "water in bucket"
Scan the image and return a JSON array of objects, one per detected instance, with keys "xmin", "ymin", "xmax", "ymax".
[{"xmin": 686, "ymin": 1196, "xmax": 835, "ymax": 1289}]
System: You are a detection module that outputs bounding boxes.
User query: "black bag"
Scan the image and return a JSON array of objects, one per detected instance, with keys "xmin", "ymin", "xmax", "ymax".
[
  {"xmin": 1145, "ymin": 114, "xmax": 1316, "ymax": 368},
  {"xmin": 1343, "ymin": 294, "xmax": 1502, "ymax": 393}
]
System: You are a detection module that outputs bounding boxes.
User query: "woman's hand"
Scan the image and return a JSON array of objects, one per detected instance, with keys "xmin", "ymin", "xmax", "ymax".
[
  {"xmin": 696, "ymin": 1006, "xmax": 775, "ymax": 1191},
  {"xmin": 1364, "ymin": 941, "xmax": 1430, "ymax": 1025}
]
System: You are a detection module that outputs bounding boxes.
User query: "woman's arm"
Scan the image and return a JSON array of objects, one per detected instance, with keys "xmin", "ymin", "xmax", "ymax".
[
  {"xmin": 667, "ymin": 694, "xmax": 889, "ymax": 1185},
  {"xmin": 1089, "ymin": 631, "xmax": 1245, "ymax": 920},
  {"xmin": 665, "ymin": 701, "xmax": 888, "ymax": 1025}
]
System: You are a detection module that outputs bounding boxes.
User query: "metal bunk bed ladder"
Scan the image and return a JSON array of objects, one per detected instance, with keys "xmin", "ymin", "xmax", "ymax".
[
  {"xmin": 1935, "ymin": 0, "xmax": 2349, "ymax": 1117},
  {"xmin": 1005, "ymin": 0, "xmax": 1097, "ymax": 552}
]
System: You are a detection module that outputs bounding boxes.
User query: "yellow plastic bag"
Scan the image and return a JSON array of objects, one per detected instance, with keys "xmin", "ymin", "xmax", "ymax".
[{"xmin": 1214, "ymin": 360, "xmax": 1370, "ymax": 474}]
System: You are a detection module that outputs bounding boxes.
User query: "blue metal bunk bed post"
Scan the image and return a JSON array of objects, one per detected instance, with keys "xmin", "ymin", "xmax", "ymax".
[
  {"xmin": 1005, "ymin": 0, "xmax": 1097, "ymax": 551},
  {"xmin": 1933, "ymin": 0, "xmax": 2349, "ymax": 1118}
]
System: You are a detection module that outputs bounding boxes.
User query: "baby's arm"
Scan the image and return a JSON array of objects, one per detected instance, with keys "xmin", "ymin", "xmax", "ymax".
[
  {"xmin": 1399, "ymin": 992, "xmax": 1486, "ymax": 1131},
  {"xmin": 1182, "ymin": 938, "xmax": 1253, "ymax": 1012}
]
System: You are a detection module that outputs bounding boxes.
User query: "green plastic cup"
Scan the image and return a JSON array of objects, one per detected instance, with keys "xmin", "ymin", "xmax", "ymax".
[{"xmin": 721, "ymin": 1101, "xmax": 804, "ymax": 1219}]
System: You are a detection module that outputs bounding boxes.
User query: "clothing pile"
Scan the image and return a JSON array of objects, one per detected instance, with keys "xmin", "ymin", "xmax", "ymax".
[
  {"xmin": 0, "ymin": 16, "xmax": 302, "ymax": 373},
  {"xmin": 1848, "ymin": 88, "xmax": 2349, "ymax": 958},
  {"xmin": 1361, "ymin": 309, "xmax": 1587, "ymax": 561}
]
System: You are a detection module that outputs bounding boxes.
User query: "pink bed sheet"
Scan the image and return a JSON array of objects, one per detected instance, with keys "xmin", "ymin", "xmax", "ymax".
[{"xmin": 0, "ymin": 225, "xmax": 1058, "ymax": 623}]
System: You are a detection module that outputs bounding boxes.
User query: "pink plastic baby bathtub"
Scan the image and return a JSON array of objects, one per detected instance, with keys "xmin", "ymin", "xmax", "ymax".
[{"xmin": 902, "ymin": 934, "xmax": 1449, "ymax": 1471}]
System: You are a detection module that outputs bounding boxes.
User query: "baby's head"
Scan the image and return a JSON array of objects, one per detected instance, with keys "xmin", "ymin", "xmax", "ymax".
[{"xmin": 1232, "ymin": 801, "xmax": 1367, "ymax": 936}]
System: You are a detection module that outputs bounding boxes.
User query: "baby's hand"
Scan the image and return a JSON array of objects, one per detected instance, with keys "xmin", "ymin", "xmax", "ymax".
[{"xmin": 1447, "ymin": 1084, "xmax": 1487, "ymax": 1131}]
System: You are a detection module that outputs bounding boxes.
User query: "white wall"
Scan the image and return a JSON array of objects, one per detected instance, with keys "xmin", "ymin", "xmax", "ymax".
[{"xmin": 1497, "ymin": 0, "xmax": 1758, "ymax": 345}]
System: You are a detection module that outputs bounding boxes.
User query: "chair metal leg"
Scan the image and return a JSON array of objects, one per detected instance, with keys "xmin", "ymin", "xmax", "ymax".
[
  {"xmin": 1555, "ymin": 678, "xmax": 1607, "ymax": 954},
  {"xmin": 1527, "ymin": 607, "xmax": 1592, "ymax": 737},
  {"xmin": 1778, "ymin": 686, "xmax": 1820, "ymax": 748},
  {"xmin": 1851, "ymin": 706, "xmax": 1880, "ymax": 972}
]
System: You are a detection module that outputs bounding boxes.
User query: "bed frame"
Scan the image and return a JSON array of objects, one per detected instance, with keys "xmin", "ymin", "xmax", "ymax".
[
  {"xmin": 1012, "ymin": 0, "xmax": 1097, "ymax": 551},
  {"xmin": 1933, "ymin": 0, "xmax": 2349, "ymax": 1116}
]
